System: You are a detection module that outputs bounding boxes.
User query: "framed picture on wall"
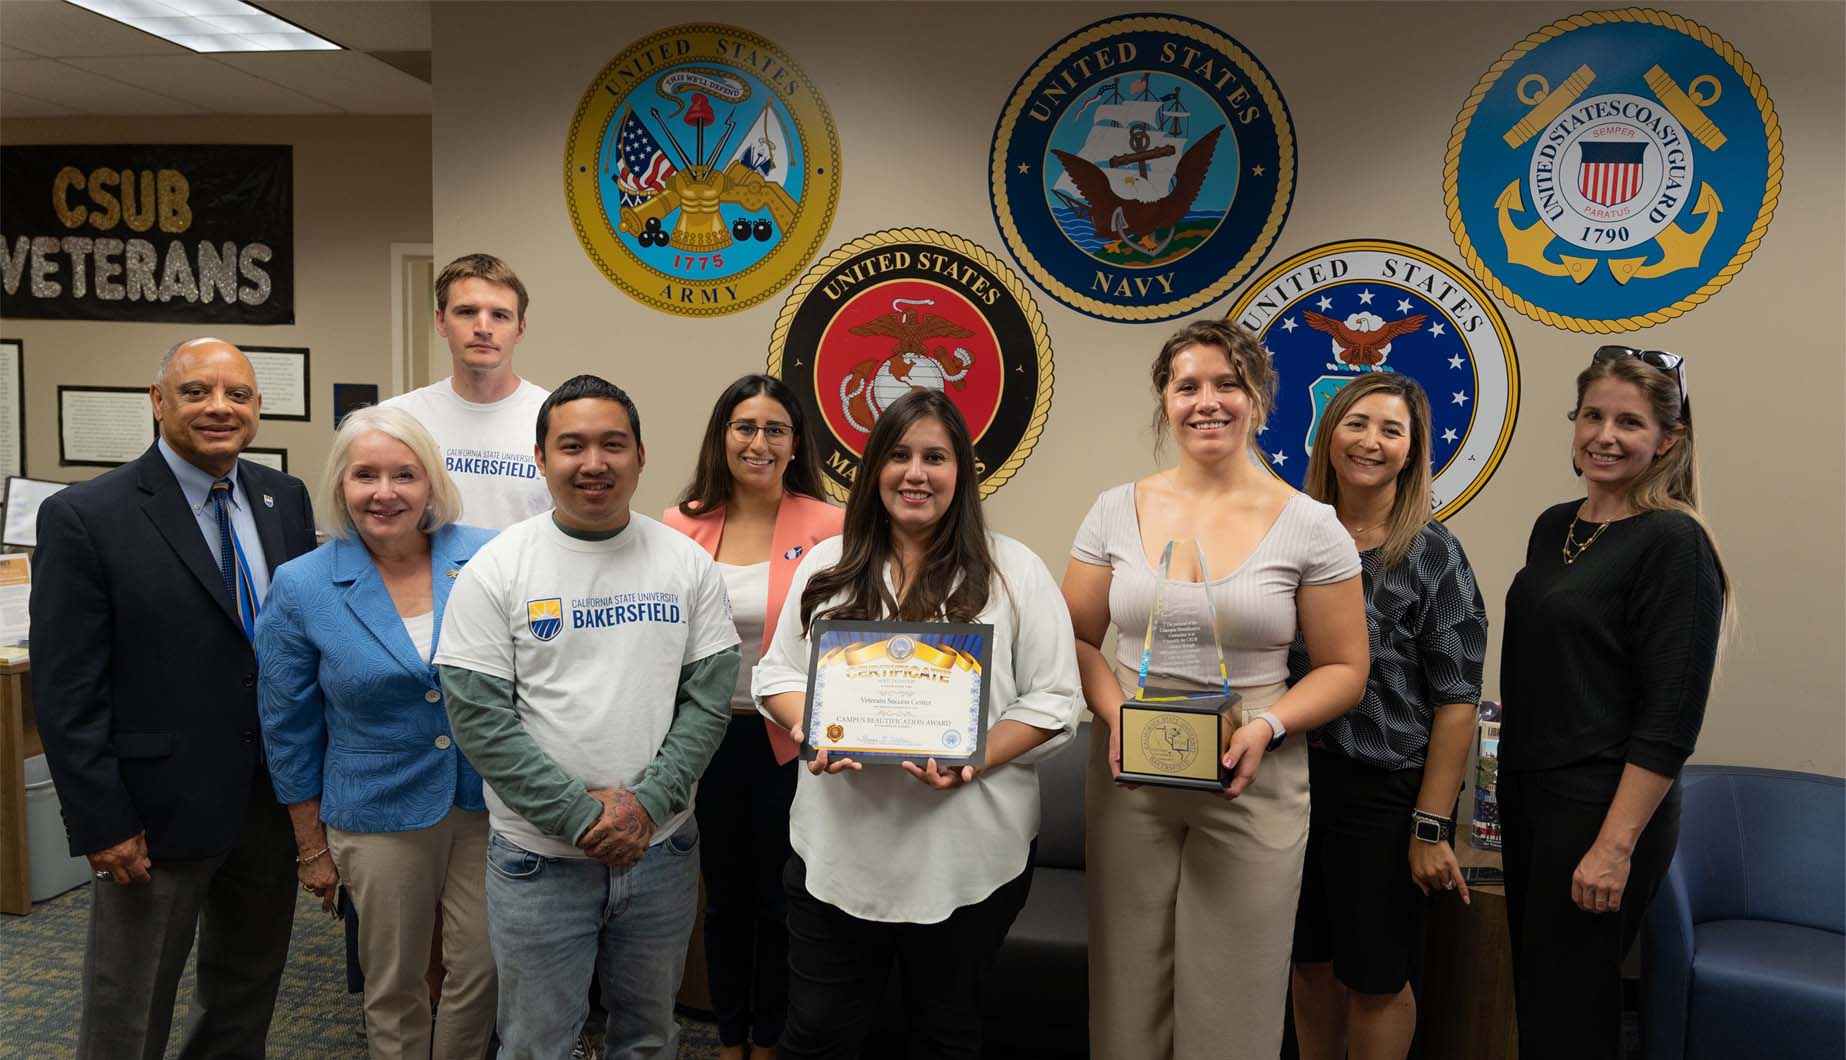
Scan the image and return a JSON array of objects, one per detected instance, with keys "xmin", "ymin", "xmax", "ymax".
[
  {"xmin": 333, "ymin": 382, "xmax": 379, "ymax": 428},
  {"xmin": 58, "ymin": 386, "xmax": 154, "ymax": 467},
  {"xmin": 244, "ymin": 345, "xmax": 310, "ymax": 421},
  {"xmin": 3, "ymin": 476, "xmax": 68, "ymax": 548},
  {"xmin": 0, "ymin": 340, "xmax": 22, "ymax": 484},
  {"xmin": 241, "ymin": 447, "xmax": 288, "ymax": 473}
]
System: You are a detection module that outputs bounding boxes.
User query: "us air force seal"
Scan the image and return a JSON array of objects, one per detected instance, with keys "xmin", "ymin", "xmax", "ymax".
[
  {"xmin": 1227, "ymin": 241, "xmax": 1519, "ymax": 519},
  {"xmin": 769, "ymin": 229, "xmax": 1054, "ymax": 502},
  {"xmin": 990, "ymin": 13, "xmax": 1295, "ymax": 322},
  {"xmin": 563, "ymin": 24, "xmax": 841, "ymax": 316},
  {"xmin": 1445, "ymin": 9, "xmax": 1780, "ymax": 332}
]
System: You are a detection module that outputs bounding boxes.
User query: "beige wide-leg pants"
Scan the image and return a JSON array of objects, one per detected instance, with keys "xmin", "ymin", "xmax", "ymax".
[
  {"xmin": 328, "ymin": 806, "xmax": 496, "ymax": 1060},
  {"xmin": 1086, "ymin": 672, "xmax": 1309, "ymax": 1060}
]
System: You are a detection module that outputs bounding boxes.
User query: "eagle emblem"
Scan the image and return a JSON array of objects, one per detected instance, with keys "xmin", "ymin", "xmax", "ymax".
[
  {"xmin": 1303, "ymin": 310, "xmax": 1428, "ymax": 370},
  {"xmin": 838, "ymin": 298, "xmax": 976, "ymax": 433}
]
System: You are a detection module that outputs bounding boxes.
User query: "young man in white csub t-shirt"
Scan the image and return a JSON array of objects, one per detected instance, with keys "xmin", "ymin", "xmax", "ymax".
[
  {"xmin": 382, "ymin": 253, "xmax": 550, "ymax": 530},
  {"xmin": 437, "ymin": 374, "xmax": 740, "ymax": 1059}
]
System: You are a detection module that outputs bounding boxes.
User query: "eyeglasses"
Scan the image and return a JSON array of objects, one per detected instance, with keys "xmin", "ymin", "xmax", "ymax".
[
  {"xmin": 1591, "ymin": 345, "xmax": 1688, "ymax": 411},
  {"xmin": 727, "ymin": 421, "xmax": 793, "ymax": 443}
]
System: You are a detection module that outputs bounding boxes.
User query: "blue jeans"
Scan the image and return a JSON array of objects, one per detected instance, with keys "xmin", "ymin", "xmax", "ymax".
[{"xmin": 485, "ymin": 818, "xmax": 700, "ymax": 1060}]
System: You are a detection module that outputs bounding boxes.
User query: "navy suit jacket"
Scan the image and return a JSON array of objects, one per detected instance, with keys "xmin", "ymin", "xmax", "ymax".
[
  {"xmin": 254, "ymin": 523, "xmax": 494, "ymax": 834},
  {"xmin": 30, "ymin": 444, "xmax": 317, "ymax": 859}
]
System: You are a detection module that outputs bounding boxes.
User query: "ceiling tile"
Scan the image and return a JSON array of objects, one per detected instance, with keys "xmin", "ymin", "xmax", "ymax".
[
  {"xmin": 0, "ymin": 1, "xmax": 188, "ymax": 58},
  {"xmin": 2, "ymin": 44, "xmax": 40, "ymax": 60},
  {"xmin": 260, "ymin": 1, "xmax": 429, "ymax": 51},
  {"xmin": 63, "ymin": 55, "xmax": 337, "ymax": 113},
  {"xmin": 1, "ymin": 88, "xmax": 80, "ymax": 117},
  {"xmin": 215, "ymin": 50, "xmax": 428, "ymax": 112},
  {"xmin": 0, "ymin": 58, "xmax": 204, "ymax": 114}
]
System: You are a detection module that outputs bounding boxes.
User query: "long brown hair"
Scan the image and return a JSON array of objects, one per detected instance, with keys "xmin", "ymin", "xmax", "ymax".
[
  {"xmin": 1303, "ymin": 373, "xmax": 1434, "ymax": 569},
  {"xmin": 800, "ymin": 389, "xmax": 1000, "ymax": 631},
  {"xmin": 675, "ymin": 374, "xmax": 826, "ymax": 517},
  {"xmin": 1571, "ymin": 354, "xmax": 1734, "ymax": 621},
  {"xmin": 1149, "ymin": 318, "xmax": 1277, "ymax": 460}
]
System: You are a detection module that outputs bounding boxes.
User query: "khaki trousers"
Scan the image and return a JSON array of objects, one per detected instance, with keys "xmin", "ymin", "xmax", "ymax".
[
  {"xmin": 1086, "ymin": 675, "xmax": 1308, "ymax": 1060},
  {"xmin": 328, "ymin": 807, "xmax": 496, "ymax": 1060}
]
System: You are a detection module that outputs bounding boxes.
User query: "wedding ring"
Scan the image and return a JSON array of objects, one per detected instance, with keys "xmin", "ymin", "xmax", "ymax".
[
  {"xmin": 93, "ymin": 871, "xmax": 111, "ymax": 881},
  {"xmin": 1444, "ymin": 880, "xmax": 1456, "ymax": 890}
]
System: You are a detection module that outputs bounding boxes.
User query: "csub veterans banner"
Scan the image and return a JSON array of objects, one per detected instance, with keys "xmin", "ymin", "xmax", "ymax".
[{"xmin": 1, "ymin": 144, "xmax": 293, "ymax": 325}]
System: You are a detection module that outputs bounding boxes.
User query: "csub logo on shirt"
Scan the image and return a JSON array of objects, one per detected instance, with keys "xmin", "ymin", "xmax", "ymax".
[{"xmin": 526, "ymin": 598, "xmax": 564, "ymax": 642}]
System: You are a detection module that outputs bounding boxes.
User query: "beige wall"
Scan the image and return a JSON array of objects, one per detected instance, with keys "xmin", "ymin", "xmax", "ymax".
[
  {"xmin": 429, "ymin": 1, "xmax": 1844, "ymax": 776},
  {"xmin": 0, "ymin": 115, "xmax": 433, "ymax": 495}
]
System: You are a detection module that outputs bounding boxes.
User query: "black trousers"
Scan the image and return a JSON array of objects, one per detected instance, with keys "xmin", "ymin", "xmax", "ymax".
[
  {"xmin": 1500, "ymin": 766, "xmax": 1680, "ymax": 1060},
  {"xmin": 693, "ymin": 714, "xmax": 798, "ymax": 1047},
  {"xmin": 77, "ymin": 769, "xmax": 297, "ymax": 1060},
  {"xmin": 778, "ymin": 849, "xmax": 1034, "ymax": 1060}
]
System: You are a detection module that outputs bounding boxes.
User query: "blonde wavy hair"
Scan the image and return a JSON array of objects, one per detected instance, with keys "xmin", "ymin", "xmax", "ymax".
[{"xmin": 319, "ymin": 405, "xmax": 462, "ymax": 540}]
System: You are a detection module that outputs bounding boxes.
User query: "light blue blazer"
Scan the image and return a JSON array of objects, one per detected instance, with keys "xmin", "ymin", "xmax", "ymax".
[{"xmin": 255, "ymin": 523, "xmax": 496, "ymax": 833}]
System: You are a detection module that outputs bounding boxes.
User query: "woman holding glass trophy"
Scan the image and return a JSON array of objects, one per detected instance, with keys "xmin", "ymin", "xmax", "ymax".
[
  {"xmin": 753, "ymin": 388, "xmax": 1082, "ymax": 1059},
  {"xmin": 1063, "ymin": 319, "xmax": 1369, "ymax": 1060}
]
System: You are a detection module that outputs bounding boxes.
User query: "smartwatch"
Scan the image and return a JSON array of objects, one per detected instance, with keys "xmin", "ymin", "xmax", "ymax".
[
  {"xmin": 1411, "ymin": 810, "xmax": 1452, "ymax": 844},
  {"xmin": 1252, "ymin": 710, "xmax": 1286, "ymax": 751}
]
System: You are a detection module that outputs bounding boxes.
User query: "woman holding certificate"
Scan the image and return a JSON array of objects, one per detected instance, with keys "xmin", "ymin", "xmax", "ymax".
[
  {"xmin": 1499, "ymin": 347, "xmax": 1726, "ymax": 1059},
  {"xmin": 1063, "ymin": 318, "xmax": 1369, "ymax": 1060},
  {"xmin": 662, "ymin": 374, "xmax": 843, "ymax": 1060},
  {"xmin": 754, "ymin": 388, "xmax": 1082, "ymax": 1060},
  {"xmin": 1285, "ymin": 373, "xmax": 1487, "ymax": 1060}
]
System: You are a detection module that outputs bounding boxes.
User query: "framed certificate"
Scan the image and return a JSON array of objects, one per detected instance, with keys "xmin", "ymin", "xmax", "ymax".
[
  {"xmin": 802, "ymin": 619, "xmax": 993, "ymax": 766},
  {"xmin": 59, "ymin": 386, "xmax": 155, "ymax": 466},
  {"xmin": 244, "ymin": 345, "xmax": 310, "ymax": 421},
  {"xmin": 241, "ymin": 447, "xmax": 288, "ymax": 473}
]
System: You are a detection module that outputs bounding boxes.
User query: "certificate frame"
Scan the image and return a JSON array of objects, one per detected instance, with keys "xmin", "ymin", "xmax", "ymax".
[
  {"xmin": 58, "ymin": 385, "xmax": 155, "ymax": 467},
  {"xmin": 802, "ymin": 619, "xmax": 993, "ymax": 766},
  {"xmin": 3, "ymin": 476, "xmax": 68, "ymax": 548},
  {"xmin": 241, "ymin": 447, "xmax": 288, "ymax": 473},
  {"xmin": 0, "ymin": 339, "xmax": 23, "ymax": 483},
  {"xmin": 244, "ymin": 345, "xmax": 310, "ymax": 421}
]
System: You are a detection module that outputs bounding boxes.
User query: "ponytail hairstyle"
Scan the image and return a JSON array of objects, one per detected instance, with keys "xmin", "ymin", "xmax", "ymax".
[
  {"xmin": 1571, "ymin": 352, "xmax": 1735, "ymax": 630},
  {"xmin": 799, "ymin": 389, "xmax": 1000, "ymax": 632},
  {"xmin": 1302, "ymin": 372, "xmax": 1434, "ymax": 569}
]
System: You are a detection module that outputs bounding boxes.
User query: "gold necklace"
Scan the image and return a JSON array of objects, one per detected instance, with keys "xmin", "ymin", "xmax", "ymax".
[{"xmin": 1561, "ymin": 517, "xmax": 1610, "ymax": 565}]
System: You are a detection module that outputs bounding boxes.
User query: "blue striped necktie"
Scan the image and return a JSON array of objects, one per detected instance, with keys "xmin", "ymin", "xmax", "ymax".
[{"xmin": 209, "ymin": 477, "xmax": 259, "ymax": 640}]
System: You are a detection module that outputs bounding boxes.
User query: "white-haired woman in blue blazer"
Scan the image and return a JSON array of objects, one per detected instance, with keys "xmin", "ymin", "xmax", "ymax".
[{"xmin": 256, "ymin": 405, "xmax": 496, "ymax": 1060}]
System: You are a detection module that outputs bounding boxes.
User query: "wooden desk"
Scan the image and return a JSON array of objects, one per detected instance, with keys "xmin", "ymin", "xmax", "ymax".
[
  {"xmin": 1418, "ymin": 845, "xmax": 1517, "ymax": 1060},
  {"xmin": 0, "ymin": 658, "xmax": 39, "ymax": 915}
]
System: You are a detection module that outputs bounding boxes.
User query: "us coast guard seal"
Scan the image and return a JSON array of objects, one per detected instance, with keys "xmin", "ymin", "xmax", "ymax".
[
  {"xmin": 1445, "ymin": 8, "xmax": 1780, "ymax": 332},
  {"xmin": 990, "ymin": 13, "xmax": 1295, "ymax": 322},
  {"xmin": 768, "ymin": 229, "xmax": 1054, "ymax": 502},
  {"xmin": 564, "ymin": 24, "xmax": 841, "ymax": 316},
  {"xmin": 1227, "ymin": 241, "xmax": 1519, "ymax": 519}
]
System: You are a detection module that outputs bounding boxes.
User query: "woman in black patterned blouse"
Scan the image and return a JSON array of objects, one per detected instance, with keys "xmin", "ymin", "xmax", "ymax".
[
  {"xmin": 1286, "ymin": 373, "xmax": 1487, "ymax": 1060},
  {"xmin": 1499, "ymin": 347, "xmax": 1728, "ymax": 1059}
]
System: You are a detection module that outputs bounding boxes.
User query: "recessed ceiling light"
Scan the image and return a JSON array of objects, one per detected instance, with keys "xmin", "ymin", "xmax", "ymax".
[{"xmin": 64, "ymin": 0, "xmax": 342, "ymax": 52}]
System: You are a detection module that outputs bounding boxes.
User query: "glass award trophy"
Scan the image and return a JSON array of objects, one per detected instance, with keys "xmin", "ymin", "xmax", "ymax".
[{"xmin": 1116, "ymin": 540, "xmax": 1242, "ymax": 791}]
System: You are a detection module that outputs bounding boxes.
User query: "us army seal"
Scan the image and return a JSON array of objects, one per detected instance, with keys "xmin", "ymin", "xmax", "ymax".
[{"xmin": 564, "ymin": 23, "xmax": 842, "ymax": 316}]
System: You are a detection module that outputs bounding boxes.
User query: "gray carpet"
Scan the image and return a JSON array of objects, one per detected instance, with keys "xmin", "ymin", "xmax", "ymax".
[{"xmin": 0, "ymin": 882, "xmax": 724, "ymax": 1059}]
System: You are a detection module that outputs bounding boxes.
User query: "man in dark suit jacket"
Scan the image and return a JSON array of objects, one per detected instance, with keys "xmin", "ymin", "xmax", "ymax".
[{"xmin": 32, "ymin": 337, "xmax": 319, "ymax": 1060}]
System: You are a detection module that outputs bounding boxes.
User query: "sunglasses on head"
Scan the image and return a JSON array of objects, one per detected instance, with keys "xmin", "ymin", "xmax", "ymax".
[{"xmin": 1591, "ymin": 345, "xmax": 1688, "ymax": 411}]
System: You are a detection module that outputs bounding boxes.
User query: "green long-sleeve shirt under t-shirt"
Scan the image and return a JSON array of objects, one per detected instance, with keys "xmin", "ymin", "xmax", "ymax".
[{"xmin": 436, "ymin": 513, "xmax": 741, "ymax": 850}]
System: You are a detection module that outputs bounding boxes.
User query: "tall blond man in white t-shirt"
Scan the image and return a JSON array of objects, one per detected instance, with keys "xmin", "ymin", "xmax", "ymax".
[{"xmin": 383, "ymin": 253, "xmax": 550, "ymax": 530}]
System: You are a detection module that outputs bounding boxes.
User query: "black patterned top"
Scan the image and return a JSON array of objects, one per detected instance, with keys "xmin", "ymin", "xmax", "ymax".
[{"xmin": 1287, "ymin": 520, "xmax": 1488, "ymax": 771}]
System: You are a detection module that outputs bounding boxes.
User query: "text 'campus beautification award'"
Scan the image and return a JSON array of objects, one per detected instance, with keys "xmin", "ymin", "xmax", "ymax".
[
  {"xmin": 1117, "ymin": 540, "xmax": 1241, "ymax": 791},
  {"xmin": 802, "ymin": 620, "xmax": 992, "ymax": 766}
]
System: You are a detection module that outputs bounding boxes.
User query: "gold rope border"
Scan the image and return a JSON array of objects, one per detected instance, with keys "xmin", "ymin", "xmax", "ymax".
[
  {"xmin": 1226, "ymin": 238, "xmax": 1523, "ymax": 521},
  {"xmin": 560, "ymin": 22, "xmax": 843, "ymax": 318},
  {"xmin": 989, "ymin": 14, "xmax": 1296, "ymax": 322},
  {"xmin": 766, "ymin": 228, "xmax": 1056, "ymax": 502},
  {"xmin": 1442, "ymin": 7, "xmax": 1782, "ymax": 334}
]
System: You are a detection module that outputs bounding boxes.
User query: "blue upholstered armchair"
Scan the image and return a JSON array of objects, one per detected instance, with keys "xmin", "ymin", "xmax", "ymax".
[{"xmin": 1642, "ymin": 766, "xmax": 1845, "ymax": 1060}]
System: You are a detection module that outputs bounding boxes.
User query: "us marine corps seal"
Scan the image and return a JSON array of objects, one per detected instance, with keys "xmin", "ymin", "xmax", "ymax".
[
  {"xmin": 990, "ymin": 12, "xmax": 1296, "ymax": 322},
  {"xmin": 1445, "ymin": 8, "xmax": 1780, "ymax": 331},
  {"xmin": 1227, "ymin": 240, "xmax": 1519, "ymax": 519},
  {"xmin": 564, "ymin": 23, "xmax": 841, "ymax": 316},
  {"xmin": 769, "ymin": 229, "xmax": 1054, "ymax": 502}
]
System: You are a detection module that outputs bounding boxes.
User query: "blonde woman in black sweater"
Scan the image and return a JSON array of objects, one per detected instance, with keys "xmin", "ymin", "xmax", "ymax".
[{"xmin": 1500, "ymin": 346, "xmax": 1730, "ymax": 1060}]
